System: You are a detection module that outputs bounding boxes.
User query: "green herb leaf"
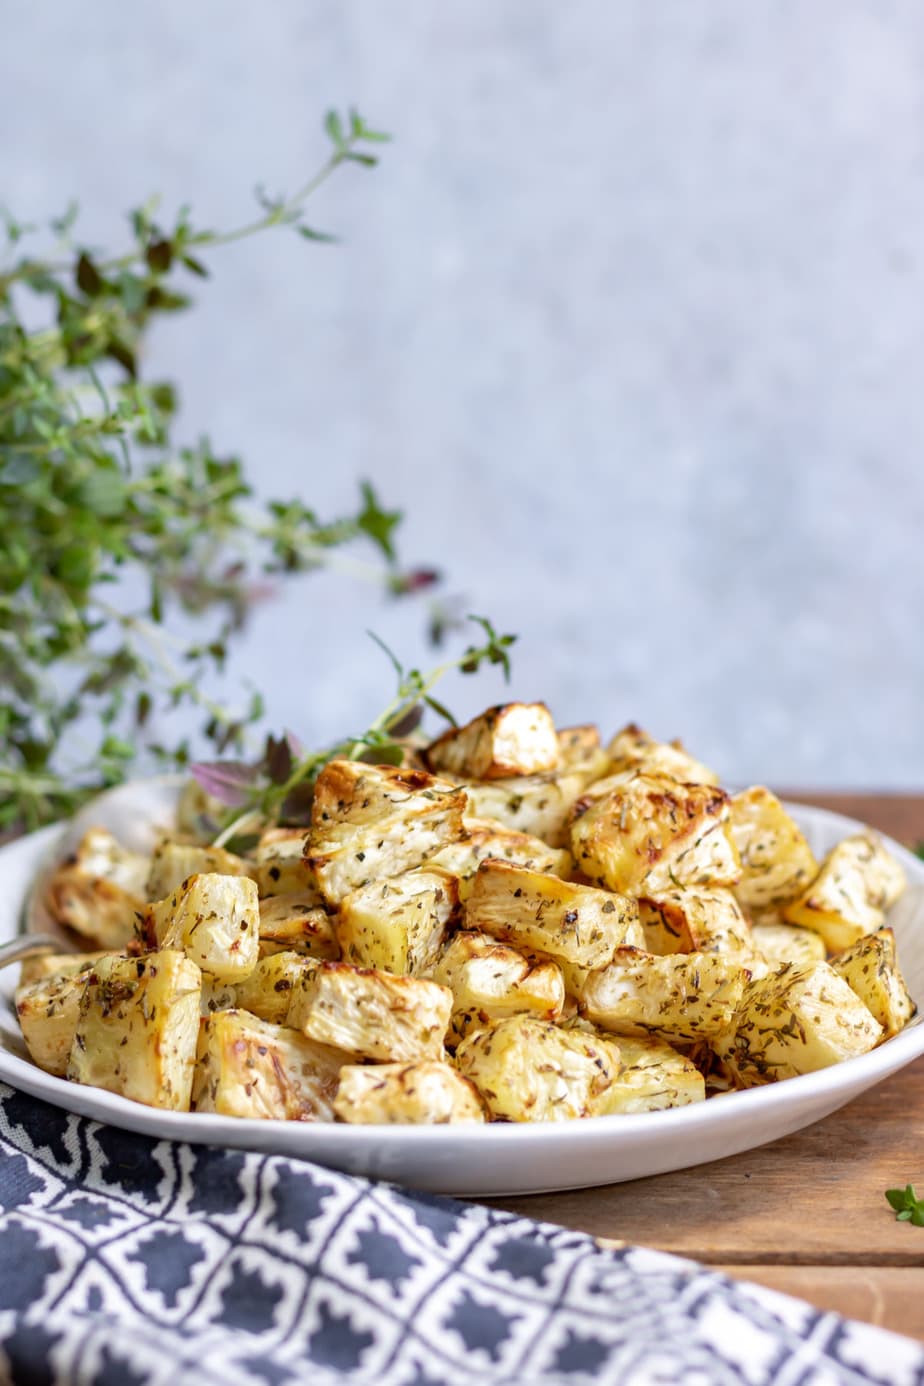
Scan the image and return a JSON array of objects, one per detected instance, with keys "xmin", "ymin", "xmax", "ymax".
[
  {"xmin": 884, "ymin": 1185, "xmax": 924, "ymax": 1224},
  {"xmin": 357, "ymin": 481, "xmax": 402, "ymax": 562}
]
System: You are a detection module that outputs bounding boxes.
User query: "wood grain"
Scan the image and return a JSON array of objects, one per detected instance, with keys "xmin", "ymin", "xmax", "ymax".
[{"xmin": 482, "ymin": 794, "xmax": 924, "ymax": 1340}]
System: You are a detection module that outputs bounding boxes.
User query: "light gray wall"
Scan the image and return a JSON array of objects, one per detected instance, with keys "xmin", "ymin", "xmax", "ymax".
[{"xmin": 4, "ymin": 2, "xmax": 923, "ymax": 786}]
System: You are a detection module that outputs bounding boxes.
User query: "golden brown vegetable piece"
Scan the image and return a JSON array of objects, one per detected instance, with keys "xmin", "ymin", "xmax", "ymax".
[
  {"xmin": 233, "ymin": 952, "xmax": 321, "ymax": 1025},
  {"xmin": 68, "ymin": 950, "xmax": 202, "ymax": 1110},
  {"xmin": 465, "ymin": 859, "xmax": 639, "ymax": 970},
  {"xmin": 147, "ymin": 873, "xmax": 260, "ymax": 983},
  {"xmin": 455, "ymin": 1014, "xmax": 622, "ymax": 1122},
  {"xmin": 638, "ymin": 888, "xmax": 757, "ymax": 966},
  {"xmin": 712, "ymin": 961, "xmax": 883, "ymax": 1086},
  {"xmin": 782, "ymin": 833, "xmax": 906, "ymax": 951},
  {"xmin": 425, "ymin": 702, "xmax": 560, "ymax": 780},
  {"xmin": 557, "ymin": 724, "xmax": 602, "ymax": 767},
  {"xmin": 253, "ymin": 827, "xmax": 324, "ymax": 900},
  {"xmin": 749, "ymin": 919, "xmax": 826, "ymax": 978},
  {"xmin": 462, "ymin": 765, "xmax": 596, "ymax": 848},
  {"xmin": 146, "ymin": 839, "xmax": 252, "ymax": 901},
  {"xmin": 192, "ymin": 1009, "xmax": 343, "ymax": 1120},
  {"xmin": 578, "ymin": 947, "xmax": 749, "ymax": 1044},
  {"xmin": 18, "ymin": 950, "xmax": 109, "ymax": 988},
  {"xmin": 430, "ymin": 818, "xmax": 572, "ymax": 896},
  {"xmin": 257, "ymin": 894, "xmax": 339, "ymax": 960},
  {"xmin": 606, "ymin": 724, "xmax": 719, "ymax": 786},
  {"xmin": 431, "ymin": 931, "xmax": 565, "ymax": 1047},
  {"xmin": 729, "ymin": 787, "xmax": 818, "ymax": 912},
  {"xmin": 287, "ymin": 961, "xmax": 453, "ymax": 1062},
  {"xmin": 591, "ymin": 1034, "xmax": 706, "ymax": 1114},
  {"xmin": 16, "ymin": 964, "xmax": 100, "ymax": 1076},
  {"xmin": 334, "ymin": 1061, "xmax": 486, "ymax": 1124},
  {"xmin": 570, "ymin": 774, "xmax": 740, "ymax": 897},
  {"xmin": 337, "ymin": 866, "xmax": 460, "ymax": 975},
  {"xmin": 307, "ymin": 760, "xmax": 466, "ymax": 905},
  {"xmin": 829, "ymin": 929, "xmax": 915, "ymax": 1038},
  {"xmin": 44, "ymin": 826, "xmax": 148, "ymax": 949}
]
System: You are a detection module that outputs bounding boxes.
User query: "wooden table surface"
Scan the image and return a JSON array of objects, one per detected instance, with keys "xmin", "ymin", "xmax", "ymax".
[{"xmin": 485, "ymin": 794, "xmax": 924, "ymax": 1345}]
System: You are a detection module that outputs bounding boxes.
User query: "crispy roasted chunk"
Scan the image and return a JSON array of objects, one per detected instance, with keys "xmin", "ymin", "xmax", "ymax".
[
  {"xmin": 729, "ymin": 788, "xmax": 818, "ymax": 912},
  {"xmin": 146, "ymin": 839, "xmax": 252, "ymax": 901},
  {"xmin": 578, "ymin": 947, "xmax": 748, "ymax": 1043},
  {"xmin": 334, "ymin": 1061, "xmax": 486, "ymax": 1124},
  {"xmin": 147, "ymin": 873, "xmax": 260, "ymax": 982},
  {"xmin": 462, "ymin": 765, "xmax": 595, "ymax": 847},
  {"xmin": 337, "ymin": 867, "xmax": 459, "ymax": 975},
  {"xmin": 455, "ymin": 1014, "xmax": 622, "ymax": 1122},
  {"xmin": 590, "ymin": 1034, "xmax": 706, "ymax": 1114},
  {"xmin": 68, "ymin": 950, "xmax": 201, "ymax": 1110},
  {"xmin": 606, "ymin": 724, "xmax": 719, "ymax": 786},
  {"xmin": 425, "ymin": 702, "xmax": 560, "ymax": 780},
  {"xmin": 712, "ymin": 962, "xmax": 883, "ymax": 1086},
  {"xmin": 782, "ymin": 833, "xmax": 906, "ymax": 951},
  {"xmin": 639, "ymin": 888, "xmax": 757, "ymax": 965},
  {"xmin": 308, "ymin": 760, "xmax": 466, "ymax": 905},
  {"xmin": 257, "ymin": 894, "xmax": 339, "ymax": 959},
  {"xmin": 287, "ymin": 962, "xmax": 453, "ymax": 1062},
  {"xmin": 465, "ymin": 860, "xmax": 638, "ymax": 970},
  {"xmin": 430, "ymin": 818, "xmax": 572, "ymax": 896},
  {"xmin": 192, "ymin": 1009, "xmax": 343, "ymax": 1120},
  {"xmin": 431, "ymin": 931, "xmax": 565, "ymax": 1047},
  {"xmin": 749, "ymin": 919, "xmax": 826, "ymax": 978},
  {"xmin": 44, "ymin": 827, "xmax": 148, "ymax": 949},
  {"xmin": 557, "ymin": 724, "xmax": 602, "ymax": 767},
  {"xmin": 830, "ymin": 929, "xmax": 915, "ymax": 1038},
  {"xmin": 570, "ymin": 774, "xmax": 740, "ymax": 897},
  {"xmin": 19, "ymin": 950, "xmax": 108, "ymax": 988},
  {"xmin": 16, "ymin": 964, "xmax": 100, "ymax": 1075},
  {"xmin": 233, "ymin": 952, "xmax": 321, "ymax": 1025},
  {"xmin": 253, "ymin": 827, "xmax": 324, "ymax": 900}
]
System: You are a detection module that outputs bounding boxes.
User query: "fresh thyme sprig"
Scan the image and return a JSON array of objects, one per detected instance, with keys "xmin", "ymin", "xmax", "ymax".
[
  {"xmin": 1, "ymin": 109, "xmax": 444, "ymax": 837},
  {"xmin": 197, "ymin": 615, "xmax": 517, "ymax": 846}
]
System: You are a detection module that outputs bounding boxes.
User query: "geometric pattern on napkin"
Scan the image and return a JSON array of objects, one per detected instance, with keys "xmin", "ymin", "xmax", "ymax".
[{"xmin": 1, "ymin": 1083, "xmax": 922, "ymax": 1386}]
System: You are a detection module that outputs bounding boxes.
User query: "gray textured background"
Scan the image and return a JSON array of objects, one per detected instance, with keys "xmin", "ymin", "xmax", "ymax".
[{"xmin": 4, "ymin": 2, "xmax": 923, "ymax": 786}]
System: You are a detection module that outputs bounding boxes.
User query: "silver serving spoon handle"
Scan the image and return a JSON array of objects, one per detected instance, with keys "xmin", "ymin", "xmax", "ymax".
[{"xmin": 0, "ymin": 935, "xmax": 68, "ymax": 971}]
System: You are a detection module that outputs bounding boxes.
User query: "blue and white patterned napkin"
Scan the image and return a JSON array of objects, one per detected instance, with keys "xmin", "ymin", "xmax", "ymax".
[{"xmin": 1, "ymin": 1083, "xmax": 921, "ymax": 1386}]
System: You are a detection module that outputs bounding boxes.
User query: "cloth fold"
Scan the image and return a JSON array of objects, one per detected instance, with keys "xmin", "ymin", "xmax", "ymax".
[{"xmin": 0, "ymin": 1083, "xmax": 921, "ymax": 1386}]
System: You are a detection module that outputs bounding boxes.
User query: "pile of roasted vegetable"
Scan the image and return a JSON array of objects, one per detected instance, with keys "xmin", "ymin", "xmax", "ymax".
[{"xmin": 17, "ymin": 704, "xmax": 915, "ymax": 1124}]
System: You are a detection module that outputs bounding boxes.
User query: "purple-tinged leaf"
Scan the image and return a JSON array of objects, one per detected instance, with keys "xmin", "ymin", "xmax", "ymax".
[{"xmin": 190, "ymin": 761, "xmax": 257, "ymax": 806}]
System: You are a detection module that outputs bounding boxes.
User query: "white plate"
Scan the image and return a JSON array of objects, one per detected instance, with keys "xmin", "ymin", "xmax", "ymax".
[{"xmin": 2, "ymin": 783, "xmax": 923, "ymax": 1197}]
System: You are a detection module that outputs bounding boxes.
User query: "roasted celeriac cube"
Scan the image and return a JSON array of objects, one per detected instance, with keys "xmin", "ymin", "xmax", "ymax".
[
  {"xmin": 16, "ymin": 964, "xmax": 99, "ymax": 1076},
  {"xmin": 233, "ymin": 951, "xmax": 321, "ymax": 1025},
  {"xmin": 782, "ymin": 833, "xmax": 906, "ymax": 951},
  {"xmin": 830, "ymin": 929, "xmax": 915, "ymax": 1038},
  {"xmin": 465, "ymin": 860, "xmax": 638, "ymax": 970},
  {"xmin": 462, "ymin": 765, "xmax": 595, "ymax": 848},
  {"xmin": 430, "ymin": 818, "xmax": 572, "ymax": 896},
  {"xmin": 257, "ymin": 893, "xmax": 339, "ymax": 959},
  {"xmin": 44, "ymin": 827, "xmax": 148, "ymax": 949},
  {"xmin": 287, "ymin": 962, "xmax": 453, "ymax": 1061},
  {"xmin": 337, "ymin": 866, "xmax": 459, "ymax": 975},
  {"xmin": 431, "ymin": 931, "xmax": 565, "ymax": 1047},
  {"xmin": 728, "ymin": 787, "xmax": 818, "ymax": 912},
  {"xmin": 192, "ymin": 1009, "xmax": 343, "ymax": 1120},
  {"xmin": 557, "ymin": 724, "xmax": 602, "ymax": 767},
  {"xmin": 712, "ymin": 961, "xmax": 883, "ymax": 1086},
  {"xmin": 639, "ymin": 888, "xmax": 757, "ymax": 966},
  {"xmin": 606, "ymin": 724, "xmax": 719, "ymax": 786},
  {"xmin": 334, "ymin": 1061, "xmax": 486, "ymax": 1124},
  {"xmin": 570, "ymin": 774, "xmax": 740, "ymax": 897},
  {"xmin": 425, "ymin": 702, "xmax": 560, "ymax": 780},
  {"xmin": 146, "ymin": 838, "xmax": 252, "ymax": 901},
  {"xmin": 175, "ymin": 777, "xmax": 227, "ymax": 840},
  {"xmin": 148, "ymin": 872, "xmax": 260, "ymax": 982},
  {"xmin": 579, "ymin": 947, "xmax": 749, "ymax": 1043},
  {"xmin": 308, "ymin": 760, "xmax": 466, "ymax": 904},
  {"xmin": 68, "ymin": 950, "xmax": 201, "ymax": 1110},
  {"xmin": 19, "ymin": 949, "xmax": 108, "ymax": 988},
  {"xmin": 590, "ymin": 1034, "xmax": 706, "ymax": 1114},
  {"xmin": 253, "ymin": 826, "xmax": 324, "ymax": 899},
  {"xmin": 455, "ymin": 1014, "xmax": 622, "ymax": 1122},
  {"xmin": 749, "ymin": 919, "xmax": 826, "ymax": 978}
]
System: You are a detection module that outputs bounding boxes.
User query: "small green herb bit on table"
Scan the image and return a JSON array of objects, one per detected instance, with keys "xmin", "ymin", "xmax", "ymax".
[{"xmin": 885, "ymin": 1184, "xmax": 924, "ymax": 1225}]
